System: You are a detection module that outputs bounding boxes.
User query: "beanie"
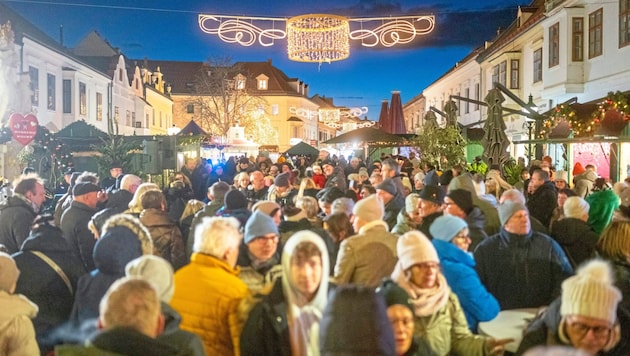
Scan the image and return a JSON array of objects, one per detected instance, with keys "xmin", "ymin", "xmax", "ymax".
[
  {"xmin": 397, "ymin": 230, "xmax": 439, "ymax": 271},
  {"xmin": 224, "ymin": 190, "xmax": 248, "ymax": 210},
  {"xmin": 376, "ymin": 179, "xmax": 397, "ymax": 196},
  {"xmin": 418, "ymin": 185, "xmax": 445, "ymax": 205},
  {"xmin": 244, "ymin": 211, "xmax": 279, "ymax": 244},
  {"xmin": 319, "ymin": 285, "xmax": 396, "ymax": 354},
  {"xmin": 377, "ymin": 279, "xmax": 414, "ymax": 315},
  {"xmin": 0, "ymin": 252, "xmax": 20, "ymax": 293},
  {"xmin": 573, "ymin": 162, "xmax": 586, "ymax": 176},
  {"xmin": 498, "ymin": 200, "xmax": 528, "ymax": 226},
  {"xmin": 405, "ymin": 193, "xmax": 419, "ymax": 214},
  {"xmin": 561, "ymin": 259, "xmax": 621, "ymax": 324},
  {"xmin": 555, "ymin": 170, "xmax": 569, "ymax": 182},
  {"xmin": 251, "ymin": 200, "xmax": 281, "ymax": 217},
  {"xmin": 274, "ymin": 172, "xmax": 291, "ymax": 188},
  {"xmin": 352, "ymin": 194, "xmax": 384, "ymax": 222},
  {"xmin": 125, "ymin": 255, "xmax": 174, "ymax": 303},
  {"xmin": 430, "ymin": 215, "xmax": 468, "ymax": 242},
  {"xmin": 447, "ymin": 189, "xmax": 474, "ymax": 214},
  {"xmin": 563, "ymin": 196, "xmax": 590, "ymax": 219}
]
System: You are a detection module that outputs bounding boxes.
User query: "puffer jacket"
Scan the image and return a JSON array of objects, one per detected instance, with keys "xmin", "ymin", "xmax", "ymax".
[
  {"xmin": 0, "ymin": 195, "xmax": 37, "ymax": 254},
  {"xmin": 170, "ymin": 253, "xmax": 249, "ymax": 356},
  {"xmin": 414, "ymin": 292, "xmax": 489, "ymax": 356},
  {"xmin": 159, "ymin": 303, "xmax": 205, "ymax": 356},
  {"xmin": 432, "ymin": 239, "xmax": 499, "ymax": 332},
  {"xmin": 0, "ymin": 291, "xmax": 39, "ymax": 356},
  {"xmin": 391, "ymin": 208, "xmax": 420, "ymax": 235},
  {"xmin": 140, "ymin": 208, "xmax": 186, "ymax": 270},
  {"xmin": 60, "ymin": 200, "xmax": 98, "ymax": 272}
]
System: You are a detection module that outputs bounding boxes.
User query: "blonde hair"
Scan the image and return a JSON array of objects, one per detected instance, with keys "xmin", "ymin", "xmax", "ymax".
[
  {"xmin": 127, "ymin": 183, "xmax": 160, "ymax": 213},
  {"xmin": 597, "ymin": 220, "xmax": 630, "ymax": 264},
  {"xmin": 193, "ymin": 216, "xmax": 242, "ymax": 257},
  {"xmin": 180, "ymin": 199, "xmax": 205, "ymax": 224},
  {"xmin": 296, "ymin": 196, "xmax": 318, "ymax": 219},
  {"xmin": 297, "ymin": 177, "xmax": 317, "ymax": 199},
  {"xmin": 99, "ymin": 277, "xmax": 160, "ymax": 337}
]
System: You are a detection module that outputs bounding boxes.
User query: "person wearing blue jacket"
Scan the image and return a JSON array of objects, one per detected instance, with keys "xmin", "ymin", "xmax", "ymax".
[{"xmin": 430, "ymin": 215, "xmax": 500, "ymax": 332}]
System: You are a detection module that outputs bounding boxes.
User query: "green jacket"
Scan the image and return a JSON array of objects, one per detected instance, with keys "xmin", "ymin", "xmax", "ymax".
[{"xmin": 414, "ymin": 292, "xmax": 490, "ymax": 356}]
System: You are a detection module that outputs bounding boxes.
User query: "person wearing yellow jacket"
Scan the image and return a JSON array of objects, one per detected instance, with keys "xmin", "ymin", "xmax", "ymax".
[{"xmin": 170, "ymin": 216, "xmax": 249, "ymax": 356}]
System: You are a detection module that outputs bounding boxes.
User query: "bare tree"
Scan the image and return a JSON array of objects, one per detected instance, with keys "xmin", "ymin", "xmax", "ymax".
[{"xmin": 189, "ymin": 57, "xmax": 275, "ymax": 144}]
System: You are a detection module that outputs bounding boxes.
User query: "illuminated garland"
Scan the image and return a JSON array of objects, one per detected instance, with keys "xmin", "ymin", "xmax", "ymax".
[
  {"xmin": 539, "ymin": 103, "xmax": 576, "ymax": 139},
  {"xmin": 592, "ymin": 91, "xmax": 630, "ymax": 122}
]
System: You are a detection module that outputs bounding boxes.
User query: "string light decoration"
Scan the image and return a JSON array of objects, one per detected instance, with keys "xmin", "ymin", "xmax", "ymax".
[
  {"xmin": 198, "ymin": 13, "xmax": 435, "ymax": 63},
  {"xmin": 592, "ymin": 91, "xmax": 630, "ymax": 123},
  {"xmin": 538, "ymin": 104, "xmax": 575, "ymax": 139},
  {"xmin": 288, "ymin": 106, "xmax": 375, "ymax": 128}
]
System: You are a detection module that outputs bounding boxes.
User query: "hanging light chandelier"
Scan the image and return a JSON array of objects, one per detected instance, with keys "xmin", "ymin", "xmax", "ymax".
[{"xmin": 198, "ymin": 13, "xmax": 435, "ymax": 64}]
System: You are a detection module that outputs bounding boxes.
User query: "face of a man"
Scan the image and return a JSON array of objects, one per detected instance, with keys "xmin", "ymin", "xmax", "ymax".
[
  {"xmin": 443, "ymin": 196, "xmax": 466, "ymax": 218},
  {"xmin": 323, "ymin": 165, "xmax": 334, "ymax": 177},
  {"xmin": 418, "ymin": 199, "xmax": 440, "ymax": 218},
  {"xmin": 504, "ymin": 209, "xmax": 531, "ymax": 235},
  {"xmin": 529, "ymin": 172, "xmax": 545, "ymax": 191},
  {"xmin": 565, "ymin": 315, "xmax": 612, "ymax": 355},
  {"xmin": 110, "ymin": 167, "xmax": 123, "ymax": 179},
  {"xmin": 269, "ymin": 166, "xmax": 279, "ymax": 177},
  {"xmin": 557, "ymin": 192, "xmax": 568, "ymax": 208},
  {"xmin": 250, "ymin": 172, "xmax": 265, "ymax": 190},
  {"xmin": 247, "ymin": 233, "xmax": 279, "ymax": 261},
  {"xmin": 381, "ymin": 165, "xmax": 394, "ymax": 179},
  {"xmin": 26, "ymin": 183, "xmax": 47, "ymax": 210},
  {"xmin": 185, "ymin": 159, "xmax": 196, "ymax": 171},
  {"xmin": 387, "ymin": 305, "xmax": 415, "ymax": 356},
  {"xmin": 290, "ymin": 255, "xmax": 322, "ymax": 301},
  {"xmin": 376, "ymin": 189, "xmax": 394, "ymax": 205},
  {"xmin": 350, "ymin": 159, "xmax": 359, "ymax": 168}
]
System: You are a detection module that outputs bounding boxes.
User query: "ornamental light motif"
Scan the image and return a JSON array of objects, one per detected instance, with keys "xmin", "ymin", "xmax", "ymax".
[
  {"xmin": 199, "ymin": 13, "xmax": 435, "ymax": 63},
  {"xmin": 289, "ymin": 106, "xmax": 375, "ymax": 129}
]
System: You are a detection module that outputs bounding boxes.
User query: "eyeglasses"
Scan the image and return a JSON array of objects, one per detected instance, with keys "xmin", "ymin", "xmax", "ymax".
[
  {"xmin": 567, "ymin": 318, "xmax": 612, "ymax": 338},
  {"xmin": 254, "ymin": 235, "xmax": 279, "ymax": 243},
  {"xmin": 453, "ymin": 233, "xmax": 471, "ymax": 241}
]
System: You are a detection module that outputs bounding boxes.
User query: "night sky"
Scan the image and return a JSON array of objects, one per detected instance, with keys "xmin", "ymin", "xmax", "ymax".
[{"xmin": 4, "ymin": 0, "xmax": 524, "ymax": 118}]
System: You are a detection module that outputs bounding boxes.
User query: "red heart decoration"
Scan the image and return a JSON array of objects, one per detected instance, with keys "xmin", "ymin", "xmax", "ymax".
[{"xmin": 8, "ymin": 113, "xmax": 39, "ymax": 146}]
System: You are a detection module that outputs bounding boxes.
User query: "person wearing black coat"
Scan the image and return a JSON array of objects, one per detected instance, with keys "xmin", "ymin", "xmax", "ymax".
[
  {"xmin": 526, "ymin": 169, "xmax": 558, "ymax": 229},
  {"xmin": 550, "ymin": 198, "xmax": 599, "ymax": 269},
  {"xmin": 12, "ymin": 216, "xmax": 86, "ymax": 353}
]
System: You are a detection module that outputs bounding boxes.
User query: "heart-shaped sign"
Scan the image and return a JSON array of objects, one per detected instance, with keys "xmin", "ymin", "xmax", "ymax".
[{"xmin": 8, "ymin": 113, "xmax": 39, "ymax": 146}]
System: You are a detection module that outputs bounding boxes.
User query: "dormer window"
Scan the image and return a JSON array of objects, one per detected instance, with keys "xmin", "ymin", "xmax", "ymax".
[
  {"xmin": 257, "ymin": 74, "xmax": 269, "ymax": 90},
  {"xmin": 234, "ymin": 74, "xmax": 246, "ymax": 90}
]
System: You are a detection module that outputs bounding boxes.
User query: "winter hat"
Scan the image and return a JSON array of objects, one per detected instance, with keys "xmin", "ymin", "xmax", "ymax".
[
  {"xmin": 0, "ymin": 252, "xmax": 20, "ymax": 293},
  {"xmin": 573, "ymin": 162, "xmax": 586, "ymax": 176},
  {"xmin": 376, "ymin": 179, "xmax": 397, "ymax": 196},
  {"xmin": 555, "ymin": 170, "xmax": 569, "ymax": 182},
  {"xmin": 73, "ymin": 182, "xmax": 100, "ymax": 196},
  {"xmin": 352, "ymin": 194, "xmax": 384, "ymax": 222},
  {"xmin": 224, "ymin": 190, "xmax": 248, "ymax": 210},
  {"xmin": 244, "ymin": 210, "xmax": 279, "ymax": 244},
  {"xmin": 317, "ymin": 187, "xmax": 345, "ymax": 204},
  {"xmin": 283, "ymin": 206, "xmax": 307, "ymax": 222},
  {"xmin": 377, "ymin": 279, "xmax": 414, "ymax": 315},
  {"xmin": 125, "ymin": 255, "xmax": 174, "ymax": 303},
  {"xmin": 498, "ymin": 200, "xmax": 528, "ymax": 226},
  {"xmin": 563, "ymin": 196, "xmax": 590, "ymax": 219},
  {"xmin": 251, "ymin": 200, "xmax": 281, "ymax": 217},
  {"xmin": 447, "ymin": 189, "xmax": 474, "ymax": 214},
  {"xmin": 561, "ymin": 259, "xmax": 621, "ymax": 324},
  {"xmin": 418, "ymin": 185, "xmax": 445, "ymax": 205},
  {"xmin": 405, "ymin": 193, "xmax": 419, "ymax": 214},
  {"xmin": 430, "ymin": 215, "xmax": 468, "ymax": 242},
  {"xmin": 274, "ymin": 171, "xmax": 291, "ymax": 188},
  {"xmin": 397, "ymin": 230, "xmax": 439, "ymax": 271},
  {"xmin": 319, "ymin": 285, "xmax": 396, "ymax": 355}
]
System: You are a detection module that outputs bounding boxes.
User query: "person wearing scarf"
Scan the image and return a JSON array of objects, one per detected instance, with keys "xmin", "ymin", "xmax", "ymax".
[
  {"xmin": 391, "ymin": 230, "xmax": 512, "ymax": 356},
  {"xmin": 241, "ymin": 231, "xmax": 330, "ymax": 356}
]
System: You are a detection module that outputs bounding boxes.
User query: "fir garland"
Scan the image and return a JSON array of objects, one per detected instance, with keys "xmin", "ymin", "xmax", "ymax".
[
  {"xmin": 591, "ymin": 91, "xmax": 630, "ymax": 122},
  {"xmin": 539, "ymin": 103, "xmax": 576, "ymax": 139}
]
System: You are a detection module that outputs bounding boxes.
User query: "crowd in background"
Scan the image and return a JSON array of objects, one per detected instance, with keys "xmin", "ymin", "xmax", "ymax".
[{"xmin": 1, "ymin": 149, "xmax": 630, "ymax": 356}]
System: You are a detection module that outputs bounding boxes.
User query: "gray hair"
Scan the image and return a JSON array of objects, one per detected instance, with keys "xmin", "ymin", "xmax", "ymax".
[{"xmin": 193, "ymin": 216, "xmax": 242, "ymax": 258}]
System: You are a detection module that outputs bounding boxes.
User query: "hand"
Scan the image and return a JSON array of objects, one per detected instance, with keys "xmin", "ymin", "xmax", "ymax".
[{"xmin": 487, "ymin": 338, "xmax": 514, "ymax": 356}]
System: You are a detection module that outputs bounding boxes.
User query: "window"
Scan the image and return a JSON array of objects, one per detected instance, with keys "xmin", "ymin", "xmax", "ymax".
[
  {"xmin": 126, "ymin": 110, "xmax": 131, "ymax": 126},
  {"xmin": 146, "ymin": 113, "xmax": 150, "ymax": 128},
  {"xmin": 186, "ymin": 104, "xmax": 194, "ymax": 113},
  {"xmin": 152, "ymin": 109, "xmax": 155, "ymax": 125},
  {"xmin": 492, "ymin": 61, "xmax": 507, "ymax": 86},
  {"xmin": 573, "ymin": 17, "xmax": 584, "ymax": 61},
  {"xmin": 474, "ymin": 83, "xmax": 480, "ymax": 111},
  {"xmin": 510, "ymin": 60, "xmax": 520, "ymax": 89},
  {"xmin": 464, "ymin": 88, "xmax": 470, "ymax": 114},
  {"xmin": 621, "ymin": 0, "xmax": 630, "ymax": 47},
  {"xmin": 549, "ymin": 22, "xmax": 560, "ymax": 67},
  {"xmin": 258, "ymin": 78, "xmax": 268, "ymax": 90},
  {"xmin": 47, "ymin": 74, "xmax": 56, "ymax": 110},
  {"xmin": 135, "ymin": 121, "xmax": 142, "ymax": 128},
  {"xmin": 234, "ymin": 74, "xmax": 246, "ymax": 90},
  {"xmin": 159, "ymin": 111, "xmax": 163, "ymax": 127},
  {"xmin": 492, "ymin": 65, "xmax": 499, "ymax": 85},
  {"xmin": 79, "ymin": 82, "xmax": 86, "ymax": 115},
  {"xmin": 118, "ymin": 69, "xmax": 123, "ymax": 82},
  {"xmin": 533, "ymin": 48, "xmax": 543, "ymax": 82},
  {"xmin": 132, "ymin": 112, "xmax": 136, "ymax": 127},
  {"xmin": 114, "ymin": 106, "xmax": 120, "ymax": 124},
  {"xmin": 589, "ymin": 8, "xmax": 603, "ymax": 58},
  {"xmin": 62, "ymin": 80, "xmax": 72, "ymax": 113},
  {"xmin": 29, "ymin": 66, "xmax": 39, "ymax": 105},
  {"xmin": 96, "ymin": 92, "xmax": 103, "ymax": 121},
  {"xmin": 293, "ymin": 126, "xmax": 298, "ymax": 138},
  {"xmin": 271, "ymin": 104, "xmax": 279, "ymax": 115}
]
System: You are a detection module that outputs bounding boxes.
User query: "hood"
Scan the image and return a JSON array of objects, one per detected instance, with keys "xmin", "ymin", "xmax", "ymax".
[
  {"xmin": 93, "ymin": 227, "xmax": 143, "ymax": 275},
  {"xmin": 161, "ymin": 302, "xmax": 182, "ymax": 335},
  {"xmin": 0, "ymin": 292, "xmax": 38, "ymax": 330},
  {"xmin": 140, "ymin": 208, "xmax": 175, "ymax": 228},
  {"xmin": 432, "ymin": 239, "xmax": 474, "ymax": 268},
  {"xmin": 281, "ymin": 231, "xmax": 330, "ymax": 311},
  {"xmin": 396, "ymin": 208, "xmax": 419, "ymax": 227},
  {"xmin": 106, "ymin": 189, "xmax": 133, "ymax": 211},
  {"xmin": 20, "ymin": 224, "xmax": 71, "ymax": 253},
  {"xmin": 465, "ymin": 207, "xmax": 486, "ymax": 229}
]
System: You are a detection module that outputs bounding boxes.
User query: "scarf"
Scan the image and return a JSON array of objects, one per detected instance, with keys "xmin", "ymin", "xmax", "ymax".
[{"xmin": 392, "ymin": 262, "xmax": 450, "ymax": 317}]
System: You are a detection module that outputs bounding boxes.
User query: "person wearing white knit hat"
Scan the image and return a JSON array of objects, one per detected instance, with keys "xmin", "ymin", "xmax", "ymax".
[
  {"xmin": 518, "ymin": 260, "xmax": 624, "ymax": 355},
  {"xmin": 390, "ymin": 231, "xmax": 512, "ymax": 355},
  {"xmin": 332, "ymin": 195, "xmax": 398, "ymax": 288}
]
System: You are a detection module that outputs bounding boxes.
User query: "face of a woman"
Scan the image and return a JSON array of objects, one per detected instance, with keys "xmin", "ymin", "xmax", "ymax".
[
  {"xmin": 387, "ymin": 305, "xmax": 415, "ymax": 355},
  {"xmin": 451, "ymin": 229, "xmax": 472, "ymax": 252},
  {"xmin": 407, "ymin": 262, "xmax": 440, "ymax": 289},
  {"xmin": 565, "ymin": 315, "xmax": 612, "ymax": 355}
]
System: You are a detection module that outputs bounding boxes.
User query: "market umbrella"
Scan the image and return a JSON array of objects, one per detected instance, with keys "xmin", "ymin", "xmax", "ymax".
[
  {"xmin": 378, "ymin": 100, "xmax": 390, "ymax": 133},
  {"xmin": 423, "ymin": 111, "xmax": 439, "ymax": 131},
  {"xmin": 389, "ymin": 91, "xmax": 407, "ymax": 134},
  {"xmin": 481, "ymin": 88, "xmax": 510, "ymax": 166},
  {"xmin": 178, "ymin": 119, "xmax": 207, "ymax": 136},
  {"xmin": 284, "ymin": 141, "xmax": 319, "ymax": 157},
  {"xmin": 323, "ymin": 127, "xmax": 407, "ymax": 146}
]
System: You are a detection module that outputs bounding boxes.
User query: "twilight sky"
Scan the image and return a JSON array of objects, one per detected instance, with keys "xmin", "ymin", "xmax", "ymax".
[{"xmin": 4, "ymin": 0, "xmax": 525, "ymax": 119}]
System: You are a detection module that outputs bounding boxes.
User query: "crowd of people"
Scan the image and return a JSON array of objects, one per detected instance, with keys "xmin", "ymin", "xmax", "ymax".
[{"xmin": 1, "ymin": 150, "xmax": 630, "ymax": 356}]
